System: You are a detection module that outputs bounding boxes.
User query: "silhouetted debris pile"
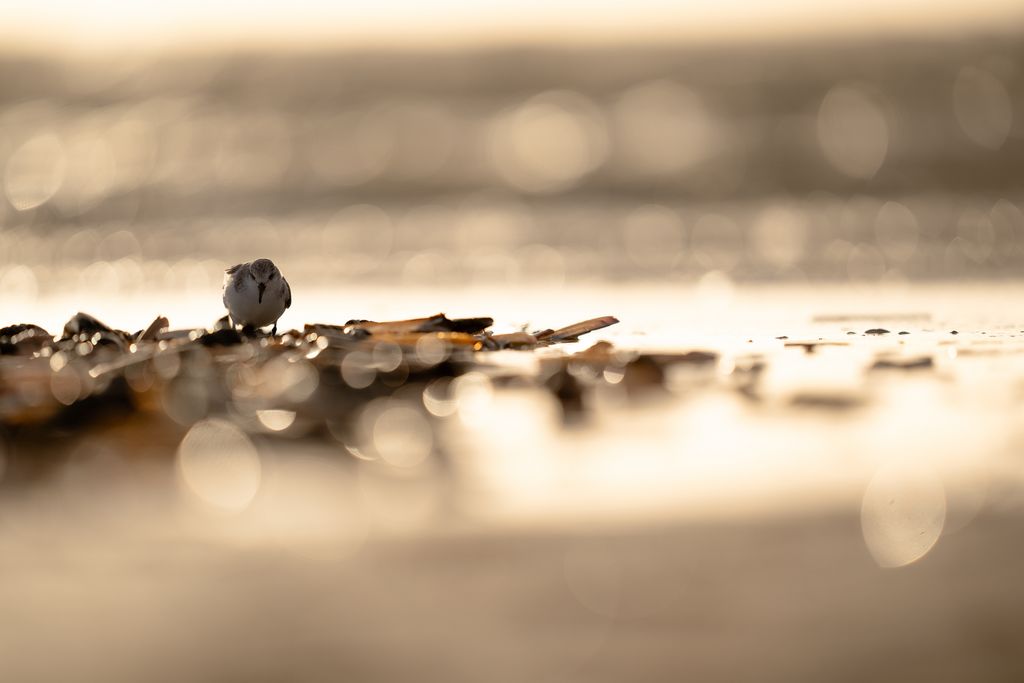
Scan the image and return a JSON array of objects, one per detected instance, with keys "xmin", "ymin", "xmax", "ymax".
[
  {"xmin": 0, "ymin": 312, "xmax": 620, "ymax": 433},
  {"xmin": 0, "ymin": 324, "xmax": 52, "ymax": 356},
  {"xmin": 0, "ymin": 310, "xmax": 990, "ymax": 470}
]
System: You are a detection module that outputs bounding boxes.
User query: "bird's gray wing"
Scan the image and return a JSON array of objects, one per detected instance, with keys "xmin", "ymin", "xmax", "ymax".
[
  {"xmin": 283, "ymin": 278, "xmax": 292, "ymax": 309},
  {"xmin": 223, "ymin": 263, "xmax": 246, "ymax": 307}
]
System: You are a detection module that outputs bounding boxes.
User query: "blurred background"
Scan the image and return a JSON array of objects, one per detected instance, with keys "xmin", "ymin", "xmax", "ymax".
[
  {"xmin": 3, "ymin": 2, "xmax": 1024, "ymax": 681},
  {"xmin": 0, "ymin": 0, "xmax": 1022, "ymax": 329}
]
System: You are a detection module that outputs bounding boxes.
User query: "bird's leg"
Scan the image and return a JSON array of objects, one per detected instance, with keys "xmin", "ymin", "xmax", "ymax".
[
  {"xmin": 271, "ymin": 323, "xmax": 278, "ymax": 337},
  {"xmin": 241, "ymin": 323, "xmax": 256, "ymax": 338}
]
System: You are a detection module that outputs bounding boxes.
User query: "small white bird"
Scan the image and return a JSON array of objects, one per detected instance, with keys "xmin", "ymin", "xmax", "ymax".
[{"xmin": 222, "ymin": 258, "xmax": 291, "ymax": 335}]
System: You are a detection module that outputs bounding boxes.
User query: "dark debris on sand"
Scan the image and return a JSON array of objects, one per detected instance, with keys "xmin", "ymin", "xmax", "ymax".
[
  {"xmin": 0, "ymin": 312, "xmax": 625, "ymax": 450},
  {"xmin": 871, "ymin": 357, "xmax": 934, "ymax": 370},
  {"xmin": 0, "ymin": 310, "xmax": 973, "ymax": 479}
]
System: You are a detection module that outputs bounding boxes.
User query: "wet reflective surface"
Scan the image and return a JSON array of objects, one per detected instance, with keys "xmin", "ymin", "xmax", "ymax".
[
  {"xmin": 2, "ymin": 284, "xmax": 1024, "ymax": 679},
  {"xmin": 2, "ymin": 33, "xmax": 1024, "ymax": 681}
]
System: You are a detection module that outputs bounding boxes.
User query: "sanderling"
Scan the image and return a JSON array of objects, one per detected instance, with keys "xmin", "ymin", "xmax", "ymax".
[{"xmin": 223, "ymin": 258, "xmax": 291, "ymax": 335}]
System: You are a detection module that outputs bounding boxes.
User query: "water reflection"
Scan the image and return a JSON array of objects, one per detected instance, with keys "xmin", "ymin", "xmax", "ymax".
[
  {"xmin": 861, "ymin": 459, "xmax": 946, "ymax": 568},
  {"xmin": 622, "ymin": 204, "xmax": 685, "ymax": 271},
  {"xmin": 612, "ymin": 80, "xmax": 719, "ymax": 177},
  {"xmin": 817, "ymin": 84, "xmax": 889, "ymax": 180},
  {"xmin": 489, "ymin": 90, "xmax": 607, "ymax": 193},
  {"xmin": 874, "ymin": 201, "xmax": 919, "ymax": 263},
  {"xmin": 5, "ymin": 133, "xmax": 66, "ymax": 210},
  {"xmin": 952, "ymin": 66, "xmax": 1013, "ymax": 150}
]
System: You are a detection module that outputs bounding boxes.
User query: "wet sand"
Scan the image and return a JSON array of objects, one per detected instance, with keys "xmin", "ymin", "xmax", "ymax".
[
  {"xmin": 3, "ymin": 282, "xmax": 1024, "ymax": 680},
  {"xmin": 2, "ymin": 511, "xmax": 1024, "ymax": 682}
]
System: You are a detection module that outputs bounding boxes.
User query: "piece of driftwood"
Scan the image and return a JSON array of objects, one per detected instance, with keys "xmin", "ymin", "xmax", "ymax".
[
  {"xmin": 534, "ymin": 316, "xmax": 619, "ymax": 343},
  {"xmin": 344, "ymin": 314, "xmax": 494, "ymax": 336},
  {"xmin": 137, "ymin": 316, "xmax": 170, "ymax": 342},
  {"xmin": 62, "ymin": 311, "xmax": 116, "ymax": 339}
]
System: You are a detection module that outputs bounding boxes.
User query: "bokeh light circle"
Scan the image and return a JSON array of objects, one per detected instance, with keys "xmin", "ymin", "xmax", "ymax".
[{"xmin": 177, "ymin": 418, "xmax": 262, "ymax": 512}]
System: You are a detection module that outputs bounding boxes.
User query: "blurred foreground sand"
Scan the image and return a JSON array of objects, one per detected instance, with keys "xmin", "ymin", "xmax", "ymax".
[
  {"xmin": 1, "ymin": 509, "xmax": 1023, "ymax": 681},
  {"xmin": 3, "ymin": 283, "xmax": 1024, "ymax": 680}
]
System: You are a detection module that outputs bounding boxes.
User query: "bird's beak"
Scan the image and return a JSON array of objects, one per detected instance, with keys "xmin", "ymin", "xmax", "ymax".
[{"xmin": 258, "ymin": 282, "xmax": 266, "ymax": 303}]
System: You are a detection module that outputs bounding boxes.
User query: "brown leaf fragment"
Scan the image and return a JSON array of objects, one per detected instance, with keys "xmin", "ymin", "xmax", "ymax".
[
  {"xmin": 345, "ymin": 318, "xmax": 423, "ymax": 335},
  {"xmin": 344, "ymin": 314, "xmax": 493, "ymax": 336},
  {"xmin": 422, "ymin": 315, "xmax": 493, "ymax": 334},
  {"xmin": 62, "ymin": 312, "xmax": 115, "ymax": 339},
  {"xmin": 305, "ymin": 323, "xmax": 350, "ymax": 335},
  {"xmin": 137, "ymin": 316, "xmax": 170, "ymax": 342},
  {"xmin": 535, "ymin": 316, "xmax": 619, "ymax": 343},
  {"xmin": 373, "ymin": 331, "xmax": 483, "ymax": 350}
]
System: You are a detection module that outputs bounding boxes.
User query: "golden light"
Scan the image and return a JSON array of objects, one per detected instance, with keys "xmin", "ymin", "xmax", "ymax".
[
  {"xmin": 4, "ymin": 134, "xmax": 66, "ymax": 211},
  {"xmin": 952, "ymin": 66, "xmax": 1013, "ymax": 150},
  {"xmin": 861, "ymin": 460, "xmax": 946, "ymax": 568},
  {"xmin": 2, "ymin": 1, "xmax": 1022, "ymax": 52},
  {"xmin": 176, "ymin": 418, "xmax": 262, "ymax": 512},
  {"xmin": 817, "ymin": 85, "xmax": 889, "ymax": 180}
]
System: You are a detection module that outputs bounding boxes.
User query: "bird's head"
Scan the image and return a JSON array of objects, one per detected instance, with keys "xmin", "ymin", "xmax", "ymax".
[{"xmin": 249, "ymin": 258, "xmax": 280, "ymax": 303}]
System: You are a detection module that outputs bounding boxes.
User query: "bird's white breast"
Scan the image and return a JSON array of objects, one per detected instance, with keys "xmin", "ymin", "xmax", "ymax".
[{"xmin": 224, "ymin": 278, "xmax": 287, "ymax": 327}]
